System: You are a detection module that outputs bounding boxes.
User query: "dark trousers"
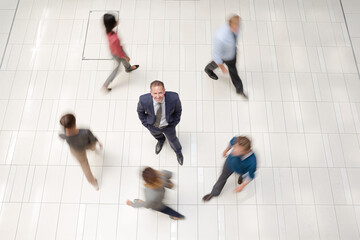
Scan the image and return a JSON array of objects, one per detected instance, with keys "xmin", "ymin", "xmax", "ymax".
[
  {"xmin": 205, "ymin": 58, "xmax": 244, "ymax": 93},
  {"xmin": 148, "ymin": 125, "xmax": 182, "ymax": 154},
  {"xmin": 210, "ymin": 163, "xmax": 234, "ymax": 196},
  {"xmin": 158, "ymin": 206, "xmax": 184, "ymax": 218}
]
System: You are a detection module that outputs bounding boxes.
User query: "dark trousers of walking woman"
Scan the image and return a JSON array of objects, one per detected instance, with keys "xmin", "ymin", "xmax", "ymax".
[
  {"xmin": 159, "ymin": 205, "xmax": 184, "ymax": 219},
  {"xmin": 205, "ymin": 58, "xmax": 244, "ymax": 94}
]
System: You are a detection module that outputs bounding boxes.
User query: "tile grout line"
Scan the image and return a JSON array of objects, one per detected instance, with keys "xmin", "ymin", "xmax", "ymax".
[
  {"xmin": 0, "ymin": 0, "xmax": 21, "ymax": 69},
  {"xmin": 338, "ymin": 0, "xmax": 360, "ymax": 80}
]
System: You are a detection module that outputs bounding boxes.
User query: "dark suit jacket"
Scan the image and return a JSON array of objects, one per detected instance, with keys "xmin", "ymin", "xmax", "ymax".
[{"xmin": 137, "ymin": 91, "xmax": 182, "ymax": 128}]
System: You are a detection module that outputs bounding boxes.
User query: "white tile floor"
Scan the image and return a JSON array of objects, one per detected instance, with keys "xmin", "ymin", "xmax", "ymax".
[{"xmin": 1, "ymin": 0, "xmax": 360, "ymax": 239}]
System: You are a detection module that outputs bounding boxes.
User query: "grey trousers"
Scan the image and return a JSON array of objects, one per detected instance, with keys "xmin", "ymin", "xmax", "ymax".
[
  {"xmin": 210, "ymin": 163, "xmax": 234, "ymax": 196},
  {"xmin": 104, "ymin": 55, "xmax": 131, "ymax": 87}
]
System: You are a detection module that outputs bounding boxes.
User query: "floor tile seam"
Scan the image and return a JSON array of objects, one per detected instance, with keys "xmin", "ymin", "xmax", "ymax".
[
  {"xmin": 337, "ymin": 0, "xmax": 360, "ymax": 80},
  {"xmin": 4, "ymin": 73, "xmax": 43, "ymax": 240},
  {"xmin": 0, "ymin": 0, "xmax": 20, "ymax": 69},
  {"xmin": 254, "ymin": 11, "xmax": 287, "ymax": 238}
]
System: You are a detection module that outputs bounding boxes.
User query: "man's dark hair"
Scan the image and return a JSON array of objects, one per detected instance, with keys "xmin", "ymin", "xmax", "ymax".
[
  {"xmin": 60, "ymin": 113, "xmax": 76, "ymax": 129},
  {"xmin": 150, "ymin": 80, "xmax": 165, "ymax": 90}
]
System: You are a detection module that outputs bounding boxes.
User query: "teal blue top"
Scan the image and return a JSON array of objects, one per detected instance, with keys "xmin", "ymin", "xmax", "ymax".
[{"xmin": 225, "ymin": 137, "xmax": 257, "ymax": 179}]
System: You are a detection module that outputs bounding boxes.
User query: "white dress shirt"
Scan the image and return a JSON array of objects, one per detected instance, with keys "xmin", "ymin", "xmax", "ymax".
[{"xmin": 153, "ymin": 96, "xmax": 168, "ymax": 128}]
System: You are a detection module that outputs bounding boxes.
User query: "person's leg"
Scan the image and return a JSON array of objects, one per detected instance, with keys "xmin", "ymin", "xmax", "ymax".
[
  {"xmin": 204, "ymin": 60, "xmax": 219, "ymax": 80},
  {"xmin": 224, "ymin": 58, "xmax": 244, "ymax": 94},
  {"xmin": 120, "ymin": 57, "xmax": 132, "ymax": 72},
  {"xmin": 210, "ymin": 163, "xmax": 234, "ymax": 196},
  {"xmin": 205, "ymin": 60, "xmax": 218, "ymax": 72},
  {"xmin": 103, "ymin": 55, "xmax": 121, "ymax": 88},
  {"xmin": 158, "ymin": 206, "xmax": 184, "ymax": 219},
  {"xmin": 69, "ymin": 148, "xmax": 98, "ymax": 189},
  {"xmin": 148, "ymin": 126, "xmax": 166, "ymax": 143},
  {"xmin": 162, "ymin": 126, "xmax": 182, "ymax": 154}
]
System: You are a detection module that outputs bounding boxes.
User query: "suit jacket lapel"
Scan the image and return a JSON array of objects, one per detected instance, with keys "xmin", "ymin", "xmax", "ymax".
[{"xmin": 148, "ymin": 94, "xmax": 155, "ymax": 116}]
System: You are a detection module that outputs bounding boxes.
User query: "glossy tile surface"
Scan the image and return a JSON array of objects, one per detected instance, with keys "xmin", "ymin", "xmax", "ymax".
[{"xmin": 1, "ymin": 0, "xmax": 360, "ymax": 239}]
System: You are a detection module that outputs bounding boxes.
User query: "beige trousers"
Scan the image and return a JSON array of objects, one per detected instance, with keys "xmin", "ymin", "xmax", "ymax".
[{"xmin": 70, "ymin": 143, "xmax": 97, "ymax": 185}]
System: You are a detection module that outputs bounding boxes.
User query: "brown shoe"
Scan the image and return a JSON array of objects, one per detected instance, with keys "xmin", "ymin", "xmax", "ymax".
[
  {"xmin": 238, "ymin": 175, "xmax": 243, "ymax": 184},
  {"xmin": 202, "ymin": 193, "xmax": 213, "ymax": 202}
]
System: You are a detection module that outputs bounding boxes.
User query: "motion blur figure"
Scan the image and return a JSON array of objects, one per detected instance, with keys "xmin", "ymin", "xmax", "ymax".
[
  {"xmin": 127, "ymin": 167, "xmax": 185, "ymax": 220},
  {"xmin": 204, "ymin": 14, "xmax": 248, "ymax": 99},
  {"xmin": 59, "ymin": 113, "xmax": 102, "ymax": 190},
  {"xmin": 203, "ymin": 136, "xmax": 257, "ymax": 201},
  {"xmin": 103, "ymin": 13, "xmax": 139, "ymax": 91}
]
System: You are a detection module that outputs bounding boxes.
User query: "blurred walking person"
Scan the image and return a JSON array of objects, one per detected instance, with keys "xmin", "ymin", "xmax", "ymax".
[
  {"xmin": 127, "ymin": 167, "xmax": 185, "ymax": 220},
  {"xmin": 59, "ymin": 113, "xmax": 102, "ymax": 190},
  {"xmin": 103, "ymin": 13, "xmax": 139, "ymax": 91},
  {"xmin": 204, "ymin": 14, "xmax": 248, "ymax": 99}
]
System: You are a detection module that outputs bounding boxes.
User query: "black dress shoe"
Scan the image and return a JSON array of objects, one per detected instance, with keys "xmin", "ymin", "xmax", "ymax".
[
  {"xmin": 176, "ymin": 152, "xmax": 183, "ymax": 165},
  {"xmin": 204, "ymin": 69, "xmax": 218, "ymax": 80},
  {"xmin": 238, "ymin": 175, "xmax": 243, "ymax": 184},
  {"xmin": 155, "ymin": 141, "xmax": 164, "ymax": 154},
  {"xmin": 126, "ymin": 65, "xmax": 139, "ymax": 72},
  {"xmin": 202, "ymin": 193, "xmax": 213, "ymax": 202},
  {"xmin": 236, "ymin": 89, "xmax": 248, "ymax": 99}
]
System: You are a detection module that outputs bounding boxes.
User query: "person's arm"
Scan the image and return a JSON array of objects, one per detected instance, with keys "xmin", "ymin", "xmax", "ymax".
[
  {"xmin": 127, "ymin": 199, "xmax": 148, "ymax": 208},
  {"xmin": 213, "ymin": 35, "xmax": 228, "ymax": 74},
  {"xmin": 172, "ymin": 97, "xmax": 182, "ymax": 126},
  {"xmin": 223, "ymin": 137, "xmax": 237, "ymax": 156},
  {"xmin": 222, "ymin": 145, "xmax": 231, "ymax": 157},
  {"xmin": 88, "ymin": 130, "xmax": 98, "ymax": 143},
  {"xmin": 88, "ymin": 130, "xmax": 102, "ymax": 149},
  {"xmin": 137, "ymin": 98, "xmax": 148, "ymax": 127},
  {"xmin": 234, "ymin": 178, "xmax": 251, "ymax": 192},
  {"xmin": 234, "ymin": 158, "xmax": 256, "ymax": 193},
  {"xmin": 159, "ymin": 170, "xmax": 174, "ymax": 189}
]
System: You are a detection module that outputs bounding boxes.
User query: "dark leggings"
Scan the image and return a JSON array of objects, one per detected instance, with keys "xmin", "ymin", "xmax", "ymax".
[{"xmin": 158, "ymin": 206, "xmax": 184, "ymax": 218}]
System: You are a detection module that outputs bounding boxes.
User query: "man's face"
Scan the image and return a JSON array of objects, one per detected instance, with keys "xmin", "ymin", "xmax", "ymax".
[
  {"xmin": 230, "ymin": 19, "xmax": 239, "ymax": 33},
  {"xmin": 232, "ymin": 144, "xmax": 248, "ymax": 156},
  {"xmin": 150, "ymin": 85, "xmax": 165, "ymax": 103}
]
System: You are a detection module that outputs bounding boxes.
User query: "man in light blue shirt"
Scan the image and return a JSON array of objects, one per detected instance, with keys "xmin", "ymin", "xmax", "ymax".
[{"xmin": 204, "ymin": 14, "xmax": 247, "ymax": 99}]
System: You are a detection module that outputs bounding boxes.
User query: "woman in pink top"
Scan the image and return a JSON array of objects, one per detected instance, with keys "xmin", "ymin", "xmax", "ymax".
[{"xmin": 103, "ymin": 13, "xmax": 139, "ymax": 91}]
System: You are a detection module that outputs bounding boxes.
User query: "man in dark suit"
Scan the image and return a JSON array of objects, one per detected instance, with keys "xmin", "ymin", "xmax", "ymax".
[{"xmin": 137, "ymin": 80, "xmax": 184, "ymax": 165}]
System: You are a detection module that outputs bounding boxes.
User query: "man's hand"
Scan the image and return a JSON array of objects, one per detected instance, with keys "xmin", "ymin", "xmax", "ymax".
[
  {"xmin": 126, "ymin": 200, "xmax": 132, "ymax": 206},
  {"xmin": 125, "ymin": 56, "xmax": 130, "ymax": 62},
  {"xmin": 222, "ymin": 149, "xmax": 228, "ymax": 157},
  {"xmin": 234, "ymin": 180, "xmax": 249, "ymax": 193},
  {"xmin": 234, "ymin": 184, "xmax": 245, "ymax": 193},
  {"xmin": 222, "ymin": 146, "xmax": 231, "ymax": 157},
  {"xmin": 219, "ymin": 64, "xmax": 228, "ymax": 74}
]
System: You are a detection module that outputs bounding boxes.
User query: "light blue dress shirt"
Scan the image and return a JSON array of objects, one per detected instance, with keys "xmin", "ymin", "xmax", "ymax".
[{"xmin": 213, "ymin": 24, "xmax": 239, "ymax": 64}]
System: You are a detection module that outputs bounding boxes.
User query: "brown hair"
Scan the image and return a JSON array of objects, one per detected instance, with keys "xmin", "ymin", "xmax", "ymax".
[
  {"xmin": 150, "ymin": 80, "xmax": 165, "ymax": 90},
  {"xmin": 235, "ymin": 136, "xmax": 251, "ymax": 151},
  {"xmin": 142, "ymin": 167, "xmax": 159, "ymax": 185},
  {"xmin": 60, "ymin": 113, "xmax": 76, "ymax": 129}
]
